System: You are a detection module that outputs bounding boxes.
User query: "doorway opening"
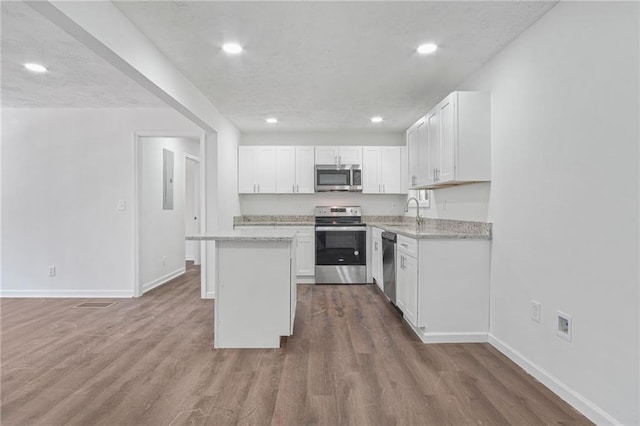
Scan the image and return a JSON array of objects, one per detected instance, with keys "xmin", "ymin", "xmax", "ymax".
[{"xmin": 134, "ymin": 131, "xmax": 208, "ymax": 298}]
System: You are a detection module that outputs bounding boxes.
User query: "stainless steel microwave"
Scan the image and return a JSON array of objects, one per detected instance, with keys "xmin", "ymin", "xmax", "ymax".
[{"xmin": 315, "ymin": 165, "xmax": 362, "ymax": 192}]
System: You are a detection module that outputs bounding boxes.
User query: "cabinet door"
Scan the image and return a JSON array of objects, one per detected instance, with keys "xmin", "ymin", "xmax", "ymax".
[
  {"xmin": 415, "ymin": 118, "xmax": 429, "ymax": 186},
  {"xmin": 400, "ymin": 146, "xmax": 408, "ymax": 194},
  {"xmin": 362, "ymin": 147, "xmax": 381, "ymax": 193},
  {"xmin": 438, "ymin": 94, "xmax": 456, "ymax": 183},
  {"xmin": 254, "ymin": 147, "xmax": 276, "ymax": 193},
  {"xmin": 315, "ymin": 147, "xmax": 338, "ymax": 165},
  {"xmin": 295, "ymin": 147, "xmax": 315, "ymax": 193},
  {"xmin": 426, "ymin": 109, "xmax": 440, "ymax": 186},
  {"xmin": 295, "ymin": 231, "xmax": 315, "ymax": 276},
  {"xmin": 338, "ymin": 146, "xmax": 363, "ymax": 165},
  {"xmin": 276, "ymin": 146, "xmax": 296, "ymax": 193},
  {"xmin": 238, "ymin": 147, "xmax": 256, "ymax": 193},
  {"xmin": 381, "ymin": 147, "xmax": 402, "ymax": 194},
  {"xmin": 402, "ymin": 253, "xmax": 418, "ymax": 327},
  {"xmin": 407, "ymin": 123, "xmax": 418, "ymax": 188},
  {"xmin": 397, "ymin": 252, "xmax": 418, "ymax": 326}
]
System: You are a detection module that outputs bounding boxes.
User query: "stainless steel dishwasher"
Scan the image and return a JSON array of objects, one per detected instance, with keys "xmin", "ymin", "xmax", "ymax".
[{"xmin": 381, "ymin": 232, "xmax": 397, "ymax": 304}]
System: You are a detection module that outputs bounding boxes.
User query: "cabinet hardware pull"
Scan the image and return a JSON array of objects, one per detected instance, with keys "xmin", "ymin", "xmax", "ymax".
[
  {"xmin": 293, "ymin": 184, "xmax": 295, "ymax": 192},
  {"xmin": 383, "ymin": 183, "xmax": 385, "ymax": 193},
  {"xmin": 253, "ymin": 183, "xmax": 256, "ymax": 192}
]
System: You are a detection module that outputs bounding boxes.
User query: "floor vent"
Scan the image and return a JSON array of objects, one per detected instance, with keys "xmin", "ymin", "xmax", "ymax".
[{"xmin": 73, "ymin": 302, "xmax": 117, "ymax": 309}]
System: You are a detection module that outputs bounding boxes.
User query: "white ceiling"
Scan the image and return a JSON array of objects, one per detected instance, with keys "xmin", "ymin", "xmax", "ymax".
[
  {"xmin": 2, "ymin": 1, "xmax": 556, "ymax": 131},
  {"xmin": 0, "ymin": 2, "xmax": 165, "ymax": 108}
]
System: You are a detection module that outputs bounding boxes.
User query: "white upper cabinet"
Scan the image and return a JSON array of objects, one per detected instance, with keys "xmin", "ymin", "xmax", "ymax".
[
  {"xmin": 362, "ymin": 147, "xmax": 382, "ymax": 193},
  {"xmin": 408, "ymin": 91, "xmax": 490, "ymax": 189},
  {"xmin": 407, "ymin": 116, "xmax": 429, "ymax": 187},
  {"xmin": 274, "ymin": 146, "xmax": 315, "ymax": 194},
  {"xmin": 276, "ymin": 146, "xmax": 296, "ymax": 193},
  {"xmin": 294, "ymin": 147, "xmax": 315, "ymax": 193},
  {"xmin": 238, "ymin": 146, "xmax": 276, "ymax": 194},
  {"xmin": 314, "ymin": 146, "xmax": 362, "ymax": 165},
  {"xmin": 381, "ymin": 147, "xmax": 403, "ymax": 194},
  {"xmin": 362, "ymin": 146, "xmax": 405, "ymax": 194}
]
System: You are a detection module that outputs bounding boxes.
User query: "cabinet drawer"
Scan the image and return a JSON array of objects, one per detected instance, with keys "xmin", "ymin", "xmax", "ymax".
[{"xmin": 397, "ymin": 235, "xmax": 418, "ymax": 258}]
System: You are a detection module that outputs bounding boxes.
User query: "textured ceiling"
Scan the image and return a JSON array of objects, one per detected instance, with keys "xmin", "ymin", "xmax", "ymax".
[
  {"xmin": 0, "ymin": 2, "xmax": 165, "ymax": 108},
  {"xmin": 1, "ymin": 1, "xmax": 556, "ymax": 130},
  {"xmin": 114, "ymin": 1, "xmax": 556, "ymax": 131}
]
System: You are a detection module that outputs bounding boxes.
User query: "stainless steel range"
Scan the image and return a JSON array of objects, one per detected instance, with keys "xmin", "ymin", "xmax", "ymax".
[{"xmin": 314, "ymin": 206, "xmax": 366, "ymax": 284}]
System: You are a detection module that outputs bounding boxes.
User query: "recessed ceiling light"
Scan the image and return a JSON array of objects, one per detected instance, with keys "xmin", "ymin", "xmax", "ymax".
[
  {"xmin": 222, "ymin": 43, "xmax": 243, "ymax": 54},
  {"xmin": 371, "ymin": 116, "xmax": 383, "ymax": 123},
  {"xmin": 266, "ymin": 118, "xmax": 278, "ymax": 124},
  {"xmin": 24, "ymin": 63, "xmax": 47, "ymax": 73},
  {"xmin": 417, "ymin": 43, "xmax": 438, "ymax": 54}
]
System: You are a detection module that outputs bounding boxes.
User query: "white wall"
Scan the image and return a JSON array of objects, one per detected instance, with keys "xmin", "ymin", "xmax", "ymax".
[
  {"xmin": 239, "ymin": 131, "xmax": 405, "ymax": 216},
  {"xmin": 1, "ymin": 108, "xmax": 200, "ymax": 297},
  {"xmin": 241, "ymin": 131, "xmax": 404, "ymax": 147},
  {"xmin": 138, "ymin": 137, "xmax": 199, "ymax": 292},
  {"xmin": 456, "ymin": 2, "xmax": 639, "ymax": 424}
]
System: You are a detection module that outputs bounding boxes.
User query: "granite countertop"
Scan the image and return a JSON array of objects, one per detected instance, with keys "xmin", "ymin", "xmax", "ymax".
[
  {"xmin": 232, "ymin": 215, "xmax": 492, "ymax": 240},
  {"xmin": 186, "ymin": 228, "xmax": 298, "ymax": 242},
  {"xmin": 233, "ymin": 215, "xmax": 314, "ymax": 226},
  {"xmin": 367, "ymin": 222, "xmax": 491, "ymax": 240}
]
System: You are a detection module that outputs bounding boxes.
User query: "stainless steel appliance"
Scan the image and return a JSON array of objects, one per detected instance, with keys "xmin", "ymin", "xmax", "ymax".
[
  {"xmin": 381, "ymin": 232, "xmax": 397, "ymax": 304},
  {"xmin": 314, "ymin": 206, "xmax": 366, "ymax": 284},
  {"xmin": 314, "ymin": 165, "xmax": 362, "ymax": 192}
]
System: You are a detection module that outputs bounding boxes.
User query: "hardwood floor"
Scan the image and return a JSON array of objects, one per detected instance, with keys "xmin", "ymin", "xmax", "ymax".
[{"xmin": 1, "ymin": 263, "xmax": 591, "ymax": 425}]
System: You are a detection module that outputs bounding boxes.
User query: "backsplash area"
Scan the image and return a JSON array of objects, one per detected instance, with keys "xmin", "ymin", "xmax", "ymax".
[{"xmin": 239, "ymin": 193, "xmax": 407, "ymax": 216}]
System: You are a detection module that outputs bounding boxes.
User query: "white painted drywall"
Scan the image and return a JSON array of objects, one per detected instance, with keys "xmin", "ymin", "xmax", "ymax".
[
  {"xmin": 138, "ymin": 137, "xmax": 199, "ymax": 292},
  {"xmin": 455, "ymin": 2, "xmax": 639, "ymax": 424},
  {"xmin": 241, "ymin": 131, "xmax": 404, "ymax": 147},
  {"xmin": 239, "ymin": 131, "xmax": 406, "ymax": 215},
  {"xmin": 240, "ymin": 193, "xmax": 407, "ymax": 216},
  {"xmin": 1, "ymin": 108, "xmax": 200, "ymax": 297}
]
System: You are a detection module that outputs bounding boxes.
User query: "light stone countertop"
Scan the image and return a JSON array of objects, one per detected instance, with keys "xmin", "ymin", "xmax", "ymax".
[
  {"xmin": 367, "ymin": 222, "xmax": 491, "ymax": 240},
  {"xmin": 186, "ymin": 227, "xmax": 298, "ymax": 242},
  {"xmin": 232, "ymin": 215, "xmax": 492, "ymax": 240}
]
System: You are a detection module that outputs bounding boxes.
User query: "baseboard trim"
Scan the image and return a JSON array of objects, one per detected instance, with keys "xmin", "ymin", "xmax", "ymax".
[
  {"xmin": 142, "ymin": 267, "xmax": 185, "ymax": 294},
  {"xmin": 296, "ymin": 277, "xmax": 315, "ymax": 284},
  {"xmin": 0, "ymin": 290, "xmax": 134, "ymax": 298},
  {"xmin": 420, "ymin": 330, "xmax": 488, "ymax": 344},
  {"xmin": 204, "ymin": 291, "xmax": 215, "ymax": 299},
  {"xmin": 185, "ymin": 255, "xmax": 195, "ymax": 261},
  {"xmin": 488, "ymin": 333, "xmax": 621, "ymax": 426}
]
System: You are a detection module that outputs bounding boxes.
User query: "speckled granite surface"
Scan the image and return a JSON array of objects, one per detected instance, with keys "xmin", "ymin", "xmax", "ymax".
[
  {"xmin": 186, "ymin": 227, "xmax": 298, "ymax": 241},
  {"xmin": 233, "ymin": 216, "xmax": 314, "ymax": 226},
  {"xmin": 232, "ymin": 215, "xmax": 492, "ymax": 239}
]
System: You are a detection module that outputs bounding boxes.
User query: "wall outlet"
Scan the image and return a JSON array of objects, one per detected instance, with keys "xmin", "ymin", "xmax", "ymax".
[
  {"xmin": 531, "ymin": 300, "xmax": 541, "ymax": 323},
  {"xmin": 556, "ymin": 311, "xmax": 572, "ymax": 342},
  {"xmin": 48, "ymin": 266, "xmax": 56, "ymax": 277},
  {"xmin": 117, "ymin": 200, "xmax": 126, "ymax": 211}
]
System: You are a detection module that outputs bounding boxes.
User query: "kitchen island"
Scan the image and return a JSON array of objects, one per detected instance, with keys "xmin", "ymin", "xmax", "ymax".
[{"xmin": 187, "ymin": 228, "xmax": 298, "ymax": 349}]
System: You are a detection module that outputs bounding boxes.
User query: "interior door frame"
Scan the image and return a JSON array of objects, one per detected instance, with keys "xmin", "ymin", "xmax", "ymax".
[
  {"xmin": 183, "ymin": 153, "xmax": 201, "ymax": 264},
  {"xmin": 133, "ymin": 130, "xmax": 207, "ymax": 298}
]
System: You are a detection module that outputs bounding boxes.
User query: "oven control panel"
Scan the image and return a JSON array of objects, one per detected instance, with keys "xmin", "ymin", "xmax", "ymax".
[{"xmin": 314, "ymin": 206, "xmax": 361, "ymax": 217}]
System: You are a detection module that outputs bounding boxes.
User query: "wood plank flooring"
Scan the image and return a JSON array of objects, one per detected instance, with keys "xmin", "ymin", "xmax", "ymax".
[{"xmin": 1, "ymin": 263, "xmax": 591, "ymax": 425}]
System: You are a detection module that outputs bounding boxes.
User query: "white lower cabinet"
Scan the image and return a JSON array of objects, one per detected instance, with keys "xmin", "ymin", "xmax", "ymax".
[
  {"xmin": 395, "ymin": 235, "xmax": 491, "ymax": 343},
  {"xmin": 370, "ymin": 227, "xmax": 383, "ymax": 289},
  {"xmin": 293, "ymin": 229, "xmax": 315, "ymax": 276},
  {"xmin": 396, "ymin": 237, "xmax": 418, "ymax": 327},
  {"xmin": 234, "ymin": 225, "xmax": 315, "ymax": 280}
]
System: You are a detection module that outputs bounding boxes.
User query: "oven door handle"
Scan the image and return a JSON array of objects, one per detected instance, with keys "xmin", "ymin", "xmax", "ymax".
[{"xmin": 315, "ymin": 226, "xmax": 366, "ymax": 232}]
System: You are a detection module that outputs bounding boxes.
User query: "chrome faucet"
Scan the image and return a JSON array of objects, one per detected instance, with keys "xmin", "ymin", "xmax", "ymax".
[{"xmin": 405, "ymin": 197, "xmax": 424, "ymax": 227}]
